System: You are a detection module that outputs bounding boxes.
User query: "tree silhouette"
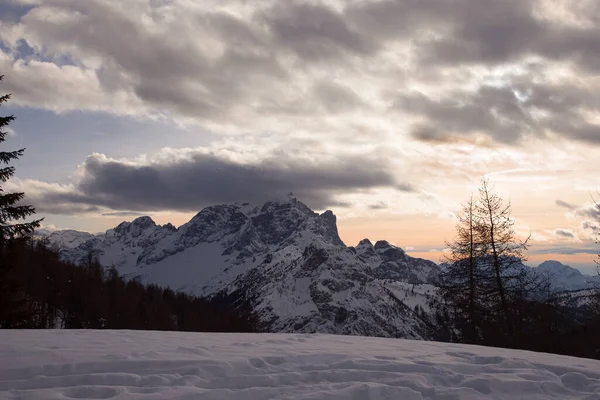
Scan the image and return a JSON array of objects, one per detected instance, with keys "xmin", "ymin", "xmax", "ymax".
[
  {"xmin": 0, "ymin": 75, "xmax": 43, "ymax": 244},
  {"xmin": 439, "ymin": 196, "xmax": 485, "ymax": 343},
  {"xmin": 476, "ymin": 177, "xmax": 530, "ymax": 343},
  {"xmin": 0, "ymin": 75, "xmax": 43, "ymax": 327},
  {"xmin": 438, "ymin": 178, "xmax": 539, "ymax": 348}
]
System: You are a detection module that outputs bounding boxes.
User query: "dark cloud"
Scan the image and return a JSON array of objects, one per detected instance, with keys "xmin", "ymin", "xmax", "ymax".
[
  {"xmin": 31, "ymin": 151, "xmax": 408, "ymax": 214},
  {"xmin": 348, "ymin": 0, "xmax": 600, "ymax": 70},
  {"xmin": 395, "ymin": 183, "xmax": 416, "ymax": 192},
  {"xmin": 532, "ymin": 247, "xmax": 598, "ymax": 256},
  {"xmin": 368, "ymin": 202, "xmax": 388, "ymax": 210},
  {"xmin": 101, "ymin": 211, "xmax": 146, "ymax": 217},
  {"xmin": 34, "ymin": 202, "xmax": 101, "ymax": 215},
  {"xmin": 417, "ymin": 1, "xmax": 546, "ymax": 66},
  {"xmin": 4, "ymin": 2, "xmax": 290, "ymax": 120},
  {"xmin": 577, "ymin": 204, "xmax": 600, "ymax": 222},
  {"xmin": 556, "ymin": 200, "xmax": 600, "ymax": 222},
  {"xmin": 262, "ymin": 3, "xmax": 377, "ymax": 62},
  {"xmin": 582, "ymin": 221, "xmax": 599, "ymax": 234},
  {"xmin": 397, "ymin": 86, "xmax": 533, "ymax": 143},
  {"xmin": 312, "ymin": 81, "xmax": 365, "ymax": 113},
  {"xmin": 555, "ymin": 229, "xmax": 575, "ymax": 239},
  {"xmin": 407, "ymin": 82, "xmax": 593, "ymax": 143},
  {"xmin": 397, "ymin": 79, "xmax": 600, "ymax": 145},
  {"xmin": 347, "ymin": 0, "xmax": 600, "ymax": 145},
  {"xmin": 556, "ymin": 200, "xmax": 577, "ymax": 210}
]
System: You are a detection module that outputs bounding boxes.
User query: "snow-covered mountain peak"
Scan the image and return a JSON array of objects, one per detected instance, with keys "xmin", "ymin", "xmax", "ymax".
[
  {"xmin": 114, "ymin": 216, "xmax": 158, "ymax": 237},
  {"xmin": 374, "ymin": 240, "xmax": 392, "ymax": 249},
  {"xmin": 183, "ymin": 204, "xmax": 250, "ymax": 244},
  {"xmin": 355, "ymin": 239, "xmax": 375, "ymax": 256},
  {"xmin": 538, "ymin": 260, "xmax": 574, "ymax": 273},
  {"xmin": 44, "ymin": 229, "xmax": 96, "ymax": 250},
  {"xmin": 534, "ymin": 260, "xmax": 599, "ymax": 291},
  {"xmin": 374, "ymin": 240, "xmax": 407, "ymax": 260},
  {"xmin": 162, "ymin": 223, "xmax": 178, "ymax": 232},
  {"xmin": 235, "ymin": 199, "xmax": 344, "ymax": 249},
  {"xmin": 357, "ymin": 238, "xmax": 373, "ymax": 247}
]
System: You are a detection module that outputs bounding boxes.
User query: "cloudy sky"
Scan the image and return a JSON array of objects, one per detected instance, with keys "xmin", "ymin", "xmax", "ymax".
[{"xmin": 1, "ymin": 0, "xmax": 599, "ymax": 273}]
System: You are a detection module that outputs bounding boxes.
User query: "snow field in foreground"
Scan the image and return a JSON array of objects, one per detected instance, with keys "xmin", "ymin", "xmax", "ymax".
[{"xmin": 1, "ymin": 330, "xmax": 599, "ymax": 399}]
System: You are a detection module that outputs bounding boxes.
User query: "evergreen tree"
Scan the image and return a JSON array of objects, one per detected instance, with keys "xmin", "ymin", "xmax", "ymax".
[
  {"xmin": 0, "ymin": 74, "xmax": 43, "ymax": 327},
  {"xmin": 0, "ymin": 75, "xmax": 43, "ymax": 244}
]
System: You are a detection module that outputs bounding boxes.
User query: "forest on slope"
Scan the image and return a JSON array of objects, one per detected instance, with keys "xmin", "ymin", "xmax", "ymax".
[{"xmin": 0, "ymin": 238, "xmax": 256, "ymax": 332}]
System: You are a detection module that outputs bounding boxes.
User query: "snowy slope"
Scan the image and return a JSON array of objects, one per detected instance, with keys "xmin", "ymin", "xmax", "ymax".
[
  {"xmin": 47, "ymin": 198, "xmax": 439, "ymax": 339},
  {"xmin": 39, "ymin": 229, "xmax": 97, "ymax": 249},
  {"xmin": 1, "ymin": 330, "xmax": 599, "ymax": 400}
]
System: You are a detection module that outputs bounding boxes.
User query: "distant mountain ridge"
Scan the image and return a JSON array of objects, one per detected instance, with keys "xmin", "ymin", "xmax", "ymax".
[
  {"xmin": 46, "ymin": 198, "xmax": 441, "ymax": 339},
  {"xmin": 45, "ymin": 198, "xmax": 597, "ymax": 338},
  {"xmin": 533, "ymin": 260, "xmax": 599, "ymax": 291}
]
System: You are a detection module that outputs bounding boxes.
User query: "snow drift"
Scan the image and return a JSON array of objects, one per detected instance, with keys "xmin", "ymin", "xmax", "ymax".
[{"xmin": 1, "ymin": 330, "xmax": 599, "ymax": 399}]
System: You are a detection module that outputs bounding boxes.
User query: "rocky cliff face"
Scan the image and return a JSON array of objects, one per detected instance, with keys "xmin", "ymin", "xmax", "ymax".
[
  {"xmin": 48, "ymin": 198, "xmax": 441, "ymax": 339},
  {"xmin": 354, "ymin": 239, "xmax": 441, "ymax": 284}
]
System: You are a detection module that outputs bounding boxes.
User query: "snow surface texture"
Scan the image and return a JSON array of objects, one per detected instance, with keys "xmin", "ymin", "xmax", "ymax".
[
  {"xmin": 46, "ymin": 199, "xmax": 440, "ymax": 339},
  {"xmin": 1, "ymin": 330, "xmax": 599, "ymax": 400}
]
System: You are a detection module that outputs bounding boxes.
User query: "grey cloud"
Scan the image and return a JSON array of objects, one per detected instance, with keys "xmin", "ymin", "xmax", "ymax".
[
  {"xmin": 346, "ymin": 0, "xmax": 445, "ymax": 40},
  {"xmin": 3, "ymin": 0, "xmax": 600, "ymax": 147},
  {"xmin": 410, "ymin": 124, "xmax": 442, "ymax": 143},
  {"xmin": 398, "ymin": 79, "xmax": 600, "ymax": 144},
  {"xmin": 329, "ymin": 200, "xmax": 353, "ymax": 208},
  {"xmin": 102, "ymin": 211, "xmax": 146, "ymax": 217},
  {"xmin": 556, "ymin": 200, "xmax": 600, "ymax": 222},
  {"xmin": 395, "ymin": 183, "xmax": 416, "ymax": 192},
  {"xmin": 346, "ymin": 0, "xmax": 600, "ymax": 145},
  {"xmin": 33, "ymin": 151, "xmax": 406, "ymax": 214},
  {"xmin": 312, "ymin": 81, "xmax": 364, "ymax": 113},
  {"xmin": 261, "ymin": 3, "xmax": 377, "ymax": 62},
  {"xmin": 368, "ymin": 202, "xmax": 388, "ymax": 210},
  {"xmin": 555, "ymin": 229, "xmax": 575, "ymax": 239},
  {"xmin": 582, "ymin": 221, "xmax": 599, "ymax": 234},
  {"xmin": 420, "ymin": 1, "xmax": 545, "ymax": 66},
  {"xmin": 35, "ymin": 202, "xmax": 101, "ymax": 215},
  {"xmin": 556, "ymin": 200, "xmax": 577, "ymax": 210},
  {"xmin": 397, "ymin": 86, "xmax": 533, "ymax": 144},
  {"xmin": 532, "ymin": 247, "xmax": 598, "ymax": 256},
  {"xmin": 576, "ymin": 204, "xmax": 600, "ymax": 222},
  {"xmin": 9, "ymin": 2, "xmax": 290, "ymax": 119},
  {"xmin": 349, "ymin": 0, "xmax": 600, "ymax": 70}
]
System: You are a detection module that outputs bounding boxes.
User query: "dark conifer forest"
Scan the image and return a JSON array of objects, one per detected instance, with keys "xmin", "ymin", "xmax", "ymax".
[{"xmin": 0, "ymin": 237, "xmax": 255, "ymax": 332}]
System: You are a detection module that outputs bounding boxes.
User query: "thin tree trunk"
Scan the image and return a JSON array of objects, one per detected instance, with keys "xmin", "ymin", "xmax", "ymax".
[
  {"xmin": 483, "ymin": 183, "xmax": 513, "ymax": 340},
  {"xmin": 467, "ymin": 199, "xmax": 477, "ymax": 343}
]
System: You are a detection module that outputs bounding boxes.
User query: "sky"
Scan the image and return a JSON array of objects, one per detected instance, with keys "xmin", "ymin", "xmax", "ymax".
[{"xmin": 1, "ymin": 0, "xmax": 599, "ymax": 274}]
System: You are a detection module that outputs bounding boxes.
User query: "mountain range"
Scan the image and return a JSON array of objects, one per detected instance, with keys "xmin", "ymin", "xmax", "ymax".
[{"xmin": 45, "ymin": 198, "xmax": 598, "ymax": 339}]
